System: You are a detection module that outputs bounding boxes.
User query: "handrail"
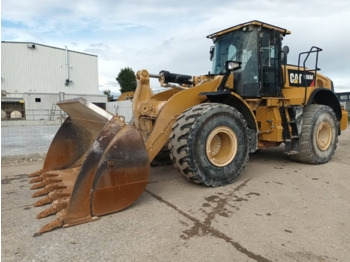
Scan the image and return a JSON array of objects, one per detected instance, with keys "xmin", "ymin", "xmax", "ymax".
[{"xmin": 297, "ymin": 46, "xmax": 322, "ymax": 104}]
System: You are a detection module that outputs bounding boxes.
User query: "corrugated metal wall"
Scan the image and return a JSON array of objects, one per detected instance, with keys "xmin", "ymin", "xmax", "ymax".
[{"xmin": 1, "ymin": 42, "xmax": 99, "ymax": 95}]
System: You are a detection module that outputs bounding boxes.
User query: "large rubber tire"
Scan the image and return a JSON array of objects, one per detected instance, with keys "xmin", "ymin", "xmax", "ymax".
[
  {"xmin": 169, "ymin": 103, "xmax": 249, "ymax": 187},
  {"xmin": 290, "ymin": 104, "xmax": 338, "ymax": 164}
]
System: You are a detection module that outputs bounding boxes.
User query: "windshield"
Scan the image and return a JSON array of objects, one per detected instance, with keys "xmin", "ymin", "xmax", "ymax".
[{"xmin": 211, "ymin": 28, "xmax": 258, "ymax": 75}]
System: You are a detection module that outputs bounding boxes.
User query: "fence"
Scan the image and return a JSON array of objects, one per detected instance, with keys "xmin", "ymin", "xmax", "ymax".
[
  {"xmin": 1, "ymin": 93, "xmax": 65, "ymax": 159},
  {"xmin": 1, "ymin": 92, "xmax": 132, "ymax": 160},
  {"xmin": 2, "ymin": 108, "xmax": 66, "ymax": 125}
]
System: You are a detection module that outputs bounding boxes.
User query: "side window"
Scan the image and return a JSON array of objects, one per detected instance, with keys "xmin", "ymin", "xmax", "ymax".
[
  {"xmin": 241, "ymin": 50, "xmax": 252, "ymax": 69},
  {"xmin": 262, "ymin": 46, "xmax": 275, "ymax": 66},
  {"xmin": 261, "ymin": 31, "xmax": 279, "ymax": 67},
  {"xmin": 227, "ymin": 45, "xmax": 237, "ymax": 61},
  {"xmin": 261, "ymin": 31, "xmax": 274, "ymax": 66},
  {"xmin": 270, "ymin": 46, "xmax": 275, "ymax": 59}
]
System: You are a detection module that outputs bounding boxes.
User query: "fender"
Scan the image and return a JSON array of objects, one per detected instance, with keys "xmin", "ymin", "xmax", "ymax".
[
  {"xmin": 200, "ymin": 91, "xmax": 258, "ymax": 131},
  {"xmin": 306, "ymin": 88, "xmax": 342, "ymax": 120}
]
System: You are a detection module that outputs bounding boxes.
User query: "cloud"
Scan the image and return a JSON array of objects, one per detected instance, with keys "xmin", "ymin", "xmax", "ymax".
[
  {"xmin": 83, "ymin": 43, "xmax": 121, "ymax": 61},
  {"xmin": 99, "ymin": 79, "xmax": 120, "ymax": 93},
  {"xmin": 2, "ymin": 0, "xmax": 350, "ymax": 91},
  {"xmin": 1, "ymin": 27, "xmax": 44, "ymax": 42}
]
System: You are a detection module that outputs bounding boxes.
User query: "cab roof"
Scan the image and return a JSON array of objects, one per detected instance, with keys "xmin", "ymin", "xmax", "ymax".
[{"xmin": 207, "ymin": 20, "xmax": 291, "ymax": 39}]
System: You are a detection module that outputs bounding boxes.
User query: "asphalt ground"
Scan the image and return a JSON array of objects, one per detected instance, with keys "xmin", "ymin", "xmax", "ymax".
[
  {"xmin": 1, "ymin": 128, "xmax": 350, "ymax": 262},
  {"xmin": 1, "ymin": 125, "xmax": 60, "ymax": 158}
]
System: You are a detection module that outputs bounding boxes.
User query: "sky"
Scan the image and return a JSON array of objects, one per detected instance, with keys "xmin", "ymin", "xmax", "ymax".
[{"xmin": 2, "ymin": 0, "xmax": 350, "ymax": 95}]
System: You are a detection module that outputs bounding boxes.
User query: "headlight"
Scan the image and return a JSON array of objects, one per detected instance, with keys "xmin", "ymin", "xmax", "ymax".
[{"xmin": 225, "ymin": 61, "xmax": 241, "ymax": 71}]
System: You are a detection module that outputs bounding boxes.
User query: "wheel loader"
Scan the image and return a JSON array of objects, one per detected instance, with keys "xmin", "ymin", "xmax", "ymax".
[{"xmin": 29, "ymin": 20, "xmax": 348, "ymax": 234}]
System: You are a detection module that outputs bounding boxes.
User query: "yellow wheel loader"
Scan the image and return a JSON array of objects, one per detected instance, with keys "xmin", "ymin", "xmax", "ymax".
[
  {"xmin": 29, "ymin": 21, "xmax": 348, "ymax": 234},
  {"xmin": 116, "ymin": 91, "xmax": 134, "ymax": 101}
]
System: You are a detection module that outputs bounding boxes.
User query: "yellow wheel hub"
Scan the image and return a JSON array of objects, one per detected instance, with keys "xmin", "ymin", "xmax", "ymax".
[
  {"xmin": 206, "ymin": 126, "xmax": 237, "ymax": 167},
  {"xmin": 316, "ymin": 122, "xmax": 332, "ymax": 151}
]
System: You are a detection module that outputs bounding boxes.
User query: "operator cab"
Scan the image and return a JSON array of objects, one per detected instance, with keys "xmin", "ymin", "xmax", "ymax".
[{"xmin": 208, "ymin": 20, "xmax": 291, "ymax": 98}]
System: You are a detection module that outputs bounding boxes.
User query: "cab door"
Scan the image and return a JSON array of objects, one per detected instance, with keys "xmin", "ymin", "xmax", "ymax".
[{"xmin": 259, "ymin": 29, "xmax": 283, "ymax": 97}]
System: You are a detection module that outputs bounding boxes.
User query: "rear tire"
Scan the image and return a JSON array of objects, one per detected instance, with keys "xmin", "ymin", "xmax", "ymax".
[
  {"xmin": 169, "ymin": 103, "xmax": 249, "ymax": 187},
  {"xmin": 290, "ymin": 104, "xmax": 338, "ymax": 164}
]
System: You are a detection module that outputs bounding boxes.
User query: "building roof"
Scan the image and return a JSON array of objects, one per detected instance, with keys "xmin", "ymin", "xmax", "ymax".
[
  {"xmin": 1, "ymin": 41, "xmax": 98, "ymax": 57},
  {"xmin": 207, "ymin": 20, "xmax": 291, "ymax": 39}
]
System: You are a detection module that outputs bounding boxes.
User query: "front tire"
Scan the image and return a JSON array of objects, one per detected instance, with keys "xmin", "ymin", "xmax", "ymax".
[
  {"xmin": 169, "ymin": 103, "xmax": 249, "ymax": 187},
  {"xmin": 291, "ymin": 104, "xmax": 338, "ymax": 164}
]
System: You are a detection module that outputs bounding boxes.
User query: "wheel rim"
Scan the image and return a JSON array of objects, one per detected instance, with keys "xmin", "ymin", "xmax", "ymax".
[
  {"xmin": 206, "ymin": 126, "xmax": 237, "ymax": 167},
  {"xmin": 316, "ymin": 121, "xmax": 332, "ymax": 151}
]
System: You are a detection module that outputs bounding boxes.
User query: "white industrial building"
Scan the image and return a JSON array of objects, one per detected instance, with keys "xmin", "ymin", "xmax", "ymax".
[{"xmin": 1, "ymin": 41, "xmax": 107, "ymax": 125}]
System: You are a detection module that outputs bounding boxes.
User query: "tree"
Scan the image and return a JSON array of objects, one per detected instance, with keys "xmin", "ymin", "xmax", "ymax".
[
  {"xmin": 116, "ymin": 67, "xmax": 137, "ymax": 93},
  {"xmin": 103, "ymin": 89, "xmax": 113, "ymax": 102}
]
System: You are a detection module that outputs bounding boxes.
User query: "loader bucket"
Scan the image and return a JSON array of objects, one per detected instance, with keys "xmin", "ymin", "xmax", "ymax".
[{"xmin": 29, "ymin": 98, "xmax": 150, "ymax": 235}]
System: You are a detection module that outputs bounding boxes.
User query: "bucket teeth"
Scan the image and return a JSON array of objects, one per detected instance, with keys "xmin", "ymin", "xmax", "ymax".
[
  {"xmin": 45, "ymin": 183, "xmax": 67, "ymax": 192},
  {"xmin": 30, "ymin": 178, "xmax": 63, "ymax": 190},
  {"xmin": 28, "ymin": 169, "xmax": 43, "ymax": 178},
  {"xmin": 34, "ymin": 196, "xmax": 53, "ymax": 207},
  {"xmin": 38, "ymin": 218, "xmax": 64, "ymax": 234},
  {"xmin": 34, "ymin": 191, "xmax": 71, "ymax": 207},
  {"xmin": 37, "ymin": 207, "xmax": 56, "ymax": 219},
  {"xmin": 29, "ymin": 176, "xmax": 43, "ymax": 183},
  {"xmin": 32, "ymin": 188, "xmax": 49, "ymax": 198},
  {"xmin": 30, "ymin": 182, "xmax": 46, "ymax": 190},
  {"xmin": 36, "ymin": 199, "xmax": 68, "ymax": 219},
  {"xmin": 29, "ymin": 173, "xmax": 59, "ymax": 184},
  {"xmin": 31, "ymin": 183, "xmax": 66, "ymax": 198}
]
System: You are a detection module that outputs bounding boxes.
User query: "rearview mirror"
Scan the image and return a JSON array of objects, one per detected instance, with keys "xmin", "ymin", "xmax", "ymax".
[{"xmin": 209, "ymin": 46, "xmax": 215, "ymax": 61}]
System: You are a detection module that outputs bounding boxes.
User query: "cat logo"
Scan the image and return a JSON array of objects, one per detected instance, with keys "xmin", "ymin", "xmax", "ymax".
[{"xmin": 288, "ymin": 69, "xmax": 314, "ymax": 87}]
